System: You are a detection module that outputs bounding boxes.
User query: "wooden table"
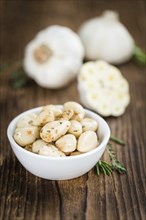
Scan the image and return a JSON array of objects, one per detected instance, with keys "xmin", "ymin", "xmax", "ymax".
[{"xmin": 0, "ymin": 1, "xmax": 145, "ymax": 219}]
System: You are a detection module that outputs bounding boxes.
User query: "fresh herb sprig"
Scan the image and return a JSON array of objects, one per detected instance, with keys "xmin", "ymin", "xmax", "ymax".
[
  {"xmin": 110, "ymin": 135, "xmax": 125, "ymax": 146},
  {"xmin": 133, "ymin": 46, "xmax": 146, "ymax": 66},
  {"xmin": 0, "ymin": 61, "xmax": 31, "ymax": 88},
  {"xmin": 107, "ymin": 143, "xmax": 127, "ymax": 174},
  {"xmin": 10, "ymin": 67, "xmax": 31, "ymax": 88},
  {"xmin": 96, "ymin": 136, "xmax": 126, "ymax": 176},
  {"xmin": 96, "ymin": 160, "xmax": 112, "ymax": 176}
]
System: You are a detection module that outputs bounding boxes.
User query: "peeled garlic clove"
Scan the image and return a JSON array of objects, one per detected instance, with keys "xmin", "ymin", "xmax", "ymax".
[
  {"xmin": 79, "ymin": 10, "xmax": 134, "ymax": 64},
  {"xmin": 64, "ymin": 101, "xmax": 85, "ymax": 121},
  {"xmin": 61, "ymin": 109, "xmax": 74, "ymax": 120},
  {"xmin": 32, "ymin": 139, "xmax": 49, "ymax": 153},
  {"xmin": 77, "ymin": 131, "xmax": 99, "ymax": 152},
  {"xmin": 55, "ymin": 134, "xmax": 77, "ymax": 154},
  {"xmin": 14, "ymin": 126, "xmax": 40, "ymax": 146},
  {"xmin": 24, "ymin": 144, "xmax": 32, "ymax": 152},
  {"xmin": 68, "ymin": 120, "xmax": 82, "ymax": 137},
  {"xmin": 70, "ymin": 151, "xmax": 83, "ymax": 156},
  {"xmin": 43, "ymin": 105, "xmax": 63, "ymax": 117},
  {"xmin": 81, "ymin": 118, "xmax": 98, "ymax": 132},
  {"xmin": 78, "ymin": 60, "xmax": 130, "ymax": 117},
  {"xmin": 38, "ymin": 145, "xmax": 66, "ymax": 157},
  {"xmin": 33, "ymin": 109, "xmax": 55, "ymax": 126},
  {"xmin": 17, "ymin": 113, "xmax": 37, "ymax": 128},
  {"xmin": 40, "ymin": 119, "xmax": 70, "ymax": 142}
]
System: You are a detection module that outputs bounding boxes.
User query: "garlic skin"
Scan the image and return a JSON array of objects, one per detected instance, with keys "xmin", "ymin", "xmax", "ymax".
[
  {"xmin": 79, "ymin": 10, "xmax": 134, "ymax": 64},
  {"xmin": 24, "ymin": 25, "xmax": 84, "ymax": 89}
]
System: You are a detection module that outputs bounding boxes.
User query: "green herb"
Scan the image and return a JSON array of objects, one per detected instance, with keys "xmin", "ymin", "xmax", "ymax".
[
  {"xmin": 95, "ymin": 136, "xmax": 126, "ymax": 176},
  {"xmin": 96, "ymin": 160, "xmax": 112, "ymax": 176},
  {"xmin": 110, "ymin": 135, "xmax": 125, "ymax": 146},
  {"xmin": 107, "ymin": 143, "xmax": 127, "ymax": 174},
  {"xmin": 1, "ymin": 61, "xmax": 31, "ymax": 88},
  {"xmin": 133, "ymin": 46, "xmax": 146, "ymax": 66},
  {"xmin": 10, "ymin": 67, "xmax": 31, "ymax": 88}
]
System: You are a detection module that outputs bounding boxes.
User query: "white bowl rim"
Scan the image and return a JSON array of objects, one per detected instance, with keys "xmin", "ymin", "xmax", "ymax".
[{"xmin": 7, "ymin": 105, "xmax": 110, "ymax": 161}]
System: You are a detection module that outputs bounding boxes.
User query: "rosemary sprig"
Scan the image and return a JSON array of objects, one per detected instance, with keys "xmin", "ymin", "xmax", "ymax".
[
  {"xmin": 107, "ymin": 143, "xmax": 126, "ymax": 174},
  {"xmin": 1, "ymin": 61, "xmax": 31, "ymax": 88},
  {"xmin": 10, "ymin": 67, "xmax": 31, "ymax": 88},
  {"xmin": 96, "ymin": 160, "xmax": 112, "ymax": 176},
  {"xmin": 133, "ymin": 46, "xmax": 146, "ymax": 66},
  {"xmin": 96, "ymin": 136, "xmax": 127, "ymax": 176},
  {"xmin": 110, "ymin": 135, "xmax": 125, "ymax": 146}
]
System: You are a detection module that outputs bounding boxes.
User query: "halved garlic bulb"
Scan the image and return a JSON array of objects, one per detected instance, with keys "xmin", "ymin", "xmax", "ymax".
[{"xmin": 78, "ymin": 60, "xmax": 130, "ymax": 117}]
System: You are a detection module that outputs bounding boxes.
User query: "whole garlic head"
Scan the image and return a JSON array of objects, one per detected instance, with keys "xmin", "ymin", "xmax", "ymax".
[
  {"xmin": 23, "ymin": 25, "xmax": 84, "ymax": 88},
  {"xmin": 79, "ymin": 10, "xmax": 134, "ymax": 64}
]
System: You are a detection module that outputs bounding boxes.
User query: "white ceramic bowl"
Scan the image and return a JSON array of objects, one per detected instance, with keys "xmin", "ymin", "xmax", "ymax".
[{"xmin": 7, "ymin": 106, "xmax": 110, "ymax": 180}]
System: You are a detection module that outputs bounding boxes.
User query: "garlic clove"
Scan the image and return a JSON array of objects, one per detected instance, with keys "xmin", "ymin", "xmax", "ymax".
[
  {"xmin": 61, "ymin": 109, "xmax": 74, "ymax": 120},
  {"xmin": 38, "ymin": 145, "xmax": 66, "ymax": 157},
  {"xmin": 33, "ymin": 109, "xmax": 55, "ymax": 126},
  {"xmin": 42, "ymin": 105, "xmax": 63, "ymax": 117},
  {"xmin": 17, "ymin": 113, "xmax": 37, "ymax": 128},
  {"xmin": 77, "ymin": 131, "xmax": 99, "ymax": 152},
  {"xmin": 32, "ymin": 139, "xmax": 49, "ymax": 153},
  {"xmin": 55, "ymin": 134, "xmax": 77, "ymax": 154},
  {"xmin": 40, "ymin": 119, "xmax": 70, "ymax": 142},
  {"xmin": 70, "ymin": 151, "xmax": 83, "ymax": 156},
  {"xmin": 64, "ymin": 101, "xmax": 85, "ymax": 121},
  {"xmin": 68, "ymin": 120, "xmax": 82, "ymax": 137},
  {"xmin": 14, "ymin": 126, "xmax": 40, "ymax": 146},
  {"xmin": 81, "ymin": 118, "xmax": 98, "ymax": 132}
]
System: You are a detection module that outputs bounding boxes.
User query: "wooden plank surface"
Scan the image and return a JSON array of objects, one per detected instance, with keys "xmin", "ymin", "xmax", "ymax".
[{"xmin": 0, "ymin": 0, "xmax": 145, "ymax": 219}]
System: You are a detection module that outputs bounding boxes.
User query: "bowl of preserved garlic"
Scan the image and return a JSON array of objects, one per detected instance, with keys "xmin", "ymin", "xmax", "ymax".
[{"xmin": 7, "ymin": 102, "xmax": 110, "ymax": 180}]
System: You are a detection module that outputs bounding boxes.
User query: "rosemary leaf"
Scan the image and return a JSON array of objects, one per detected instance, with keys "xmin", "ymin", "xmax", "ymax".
[
  {"xmin": 96, "ymin": 162, "xmax": 100, "ymax": 176},
  {"xmin": 110, "ymin": 135, "xmax": 125, "ymax": 146},
  {"xmin": 101, "ymin": 165, "xmax": 107, "ymax": 175}
]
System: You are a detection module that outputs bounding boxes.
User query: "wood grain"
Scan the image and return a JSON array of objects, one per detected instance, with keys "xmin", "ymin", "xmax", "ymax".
[{"xmin": 0, "ymin": 0, "xmax": 146, "ymax": 220}]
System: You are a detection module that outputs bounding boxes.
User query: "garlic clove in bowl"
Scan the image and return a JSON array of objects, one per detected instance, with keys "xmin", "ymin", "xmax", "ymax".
[{"xmin": 7, "ymin": 105, "xmax": 110, "ymax": 180}]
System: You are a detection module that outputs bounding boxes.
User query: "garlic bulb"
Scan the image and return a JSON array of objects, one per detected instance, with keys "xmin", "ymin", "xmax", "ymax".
[
  {"xmin": 78, "ymin": 10, "xmax": 134, "ymax": 64},
  {"xmin": 78, "ymin": 60, "xmax": 130, "ymax": 117},
  {"xmin": 23, "ymin": 25, "xmax": 84, "ymax": 88}
]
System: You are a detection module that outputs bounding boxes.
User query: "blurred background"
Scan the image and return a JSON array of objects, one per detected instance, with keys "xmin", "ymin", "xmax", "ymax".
[
  {"xmin": 1, "ymin": 0, "xmax": 145, "ymax": 62},
  {"xmin": 0, "ymin": 1, "xmax": 145, "ymax": 220},
  {"xmin": 0, "ymin": 0, "xmax": 145, "ymax": 113}
]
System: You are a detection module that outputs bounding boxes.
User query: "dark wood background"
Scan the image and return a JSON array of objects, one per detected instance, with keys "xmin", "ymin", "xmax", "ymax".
[{"xmin": 0, "ymin": 0, "xmax": 145, "ymax": 220}]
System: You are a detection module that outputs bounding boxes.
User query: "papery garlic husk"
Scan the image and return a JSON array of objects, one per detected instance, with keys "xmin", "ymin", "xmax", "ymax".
[
  {"xmin": 78, "ymin": 60, "xmax": 130, "ymax": 117},
  {"xmin": 78, "ymin": 10, "xmax": 135, "ymax": 64},
  {"xmin": 23, "ymin": 25, "xmax": 84, "ymax": 89}
]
